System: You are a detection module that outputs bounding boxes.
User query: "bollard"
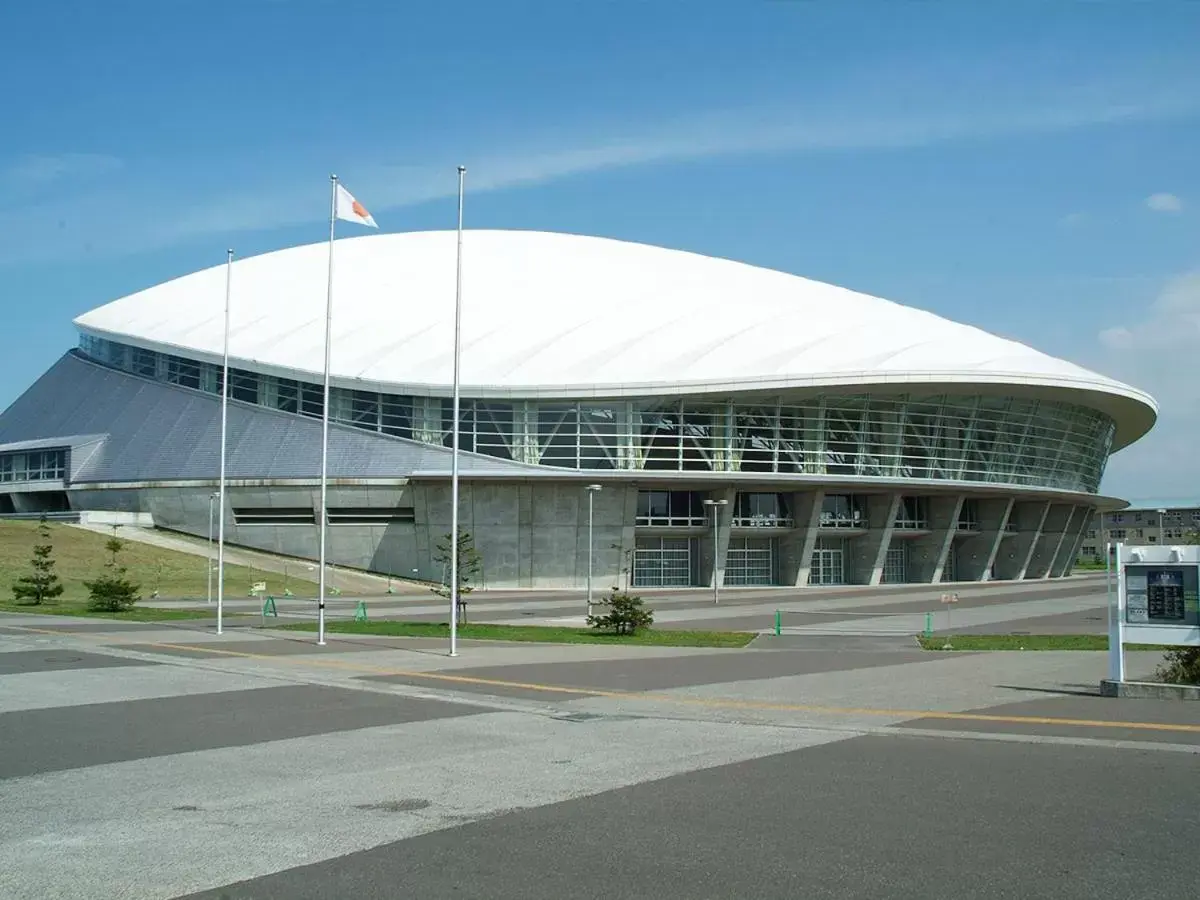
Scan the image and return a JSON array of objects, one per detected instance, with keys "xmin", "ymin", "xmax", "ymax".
[
  {"xmin": 354, "ymin": 600, "xmax": 368, "ymax": 623},
  {"xmin": 774, "ymin": 609, "xmax": 782, "ymax": 636},
  {"xmin": 262, "ymin": 596, "xmax": 278, "ymax": 618},
  {"xmin": 924, "ymin": 611, "xmax": 933, "ymax": 638}
]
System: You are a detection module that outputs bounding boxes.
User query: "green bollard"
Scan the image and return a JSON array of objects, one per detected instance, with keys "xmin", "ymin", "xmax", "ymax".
[
  {"xmin": 774, "ymin": 609, "xmax": 782, "ymax": 636},
  {"xmin": 924, "ymin": 611, "xmax": 933, "ymax": 638},
  {"xmin": 354, "ymin": 600, "xmax": 368, "ymax": 623}
]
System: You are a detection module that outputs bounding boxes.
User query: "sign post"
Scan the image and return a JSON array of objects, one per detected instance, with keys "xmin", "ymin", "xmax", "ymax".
[
  {"xmin": 1106, "ymin": 542, "xmax": 1200, "ymax": 694},
  {"xmin": 940, "ymin": 591, "xmax": 959, "ymax": 633}
]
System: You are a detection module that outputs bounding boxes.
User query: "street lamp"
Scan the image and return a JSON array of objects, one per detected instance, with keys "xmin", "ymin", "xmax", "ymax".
[
  {"xmin": 207, "ymin": 491, "xmax": 218, "ymax": 604},
  {"xmin": 702, "ymin": 498, "xmax": 729, "ymax": 605},
  {"xmin": 1157, "ymin": 508, "xmax": 1167, "ymax": 544},
  {"xmin": 585, "ymin": 484, "xmax": 602, "ymax": 619}
]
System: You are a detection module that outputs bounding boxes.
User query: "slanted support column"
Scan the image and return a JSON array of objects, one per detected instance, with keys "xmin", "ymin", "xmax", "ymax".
[
  {"xmin": 908, "ymin": 495, "xmax": 964, "ymax": 583},
  {"xmin": 615, "ymin": 485, "xmax": 639, "ymax": 591},
  {"xmin": 852, "ymin": 493, "xmax": 901, "ymax": 585},
  {"xmin": 953, "ymin": 497, "xmax": 1013, "ymax": 582},
  {"xmin": 1051, "ymin": 504, "xmax": 1091, "ymax": 578},
  {"xmin": 709, "ymin": 486, "xmax": 736, "ymax": 587},
  {"xmin": 1025, "ymin": 503, "xmax": 1075, "ymax": 579},
  {"xmin": 780, "ymin": 490, "xmax": 823, "ymax": 587},
  {"xmin": 994, "ymin": 500, "xmax": 1051, "ymax": 580}
]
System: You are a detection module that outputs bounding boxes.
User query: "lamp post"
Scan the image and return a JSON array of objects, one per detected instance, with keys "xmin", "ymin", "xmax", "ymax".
[
  {"xmin": 702, "ymin": 498, "xmax": 729, "ymax": 605},
  {"xmin": 207, "ymin": 491, "xmax": 218, "ymax": 604},
  {"xmin": 1157, "ymin": 508, "xmax": 1167, "ymax": 544},
  {"xmin": 585, "ymin": 484, "xmax": 602, "ymax": 619}
]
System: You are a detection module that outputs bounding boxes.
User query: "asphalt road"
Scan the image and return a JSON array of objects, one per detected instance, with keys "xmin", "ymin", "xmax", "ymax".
[{"xmin": 183, "ymin": 732, "xmax": 1200, "ymax": 900}]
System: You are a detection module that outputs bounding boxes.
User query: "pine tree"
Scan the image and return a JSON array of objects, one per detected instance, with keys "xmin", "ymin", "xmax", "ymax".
[
  {"xmin": 431, "ymin": 529, "xmax": 483, "ymax": 620},
  {"xmin": 83, "ymin": 535, "xmax": 141, "ymax": 612},
  {"xmin": 11, "ymin": 516, "xmax": 64, "ymax": 606}
]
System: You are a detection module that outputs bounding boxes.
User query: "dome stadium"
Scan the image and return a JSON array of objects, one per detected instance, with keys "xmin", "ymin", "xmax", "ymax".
[{"xmin": 0, "ymin": 231, "xmax": 1157, "ymax": 589}]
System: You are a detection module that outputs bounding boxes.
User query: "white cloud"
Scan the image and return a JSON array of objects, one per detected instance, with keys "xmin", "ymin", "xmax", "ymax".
[
  {"xmin": 1057, "ymin": 211, "xmax": 1089, "ymax": 229},
  {"xmin": 1, "ymin": 74, "xmax": 1199, "ymax": 265},
  {"xmin": 1098, "ymin": 272, "xmax": 1200, "ymax": 350},
  {"xmin": 1145, "ymin": 192, "xmax": 1183, "ymax": 213},
  {"xmin": 1090, "ymin": 271, "xmax": 1200, "ymax": 499}
]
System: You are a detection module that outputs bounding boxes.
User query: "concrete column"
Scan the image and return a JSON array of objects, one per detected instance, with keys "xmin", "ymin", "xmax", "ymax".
[
  {"xmin": 517, "ymin": 482, "xmax": 534, "ymax": 587},
  {"xmin": 851, "ymin": 492, "xmax": 901, "ymax": 585},
  {"xmin": 1025, "ymin": 503, "xmax": 1075, "ymax": 579},
  {"xmin": 615, "ymin": 485, "xmax": 639, "ymax": 590},
  {"xmin": 994, "ymin": 500, "xmax": 1051, "ymax": 580},
  {"xmin": 954, "ymin": 497, "xmax": 1013, "ymax": 582},
  {"xmin": 906, "ymin": 495, "xmax": 964, "ymax": 583},
  {"xmin": 1050, "ymin": 504, "xmax": 1090, "ymax": 578},
  {"xmin": 779, "ymin": 490, "xmax": 823, "ymax": 586},
  {"xmin": 699, "ymin": 487, "xmax": 737, "ymax": 587}
]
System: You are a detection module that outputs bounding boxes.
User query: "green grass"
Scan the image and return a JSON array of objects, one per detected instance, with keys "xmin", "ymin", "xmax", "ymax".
[
  {"xmin": 917, "ymin": 634, "xmax": 1170, "ymax": 652},
  {"xmin": 0, "ymin": 519, "xmax": 315, "ymax": 606},
  {"xmin": 0, "ymin": 604, "xmax": 225, "ymax": 622},
  {"xmin": 279, "ymin": 619, "xmax": 756, "ymax": 648}
]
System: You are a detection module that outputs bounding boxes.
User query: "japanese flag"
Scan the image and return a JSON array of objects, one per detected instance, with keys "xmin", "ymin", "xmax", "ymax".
[{"xmin": 335, "ymin": 183, "xmax": 377, "ymax": 228}]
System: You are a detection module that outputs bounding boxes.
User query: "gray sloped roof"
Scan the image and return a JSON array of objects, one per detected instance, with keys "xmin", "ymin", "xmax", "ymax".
[{"xmin": 0, "ymin": 352, "xmax": 542, "ymax": 484}]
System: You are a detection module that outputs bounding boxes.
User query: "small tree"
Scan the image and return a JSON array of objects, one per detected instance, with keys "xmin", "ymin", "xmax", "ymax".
[
  {"xmin": 431, "ymin": 529, "xmax": 483, "ymax": 615},
  {"xmin": 11, "ymin": 516, "xmax": 64, "ymax": 606},
  {"xmin": 83, "ymin": 536, "xmax": 141, "ymax": 612},
  {"xmin": 587, "ymin": 588, "xmax": 654, "ymax": 635}
]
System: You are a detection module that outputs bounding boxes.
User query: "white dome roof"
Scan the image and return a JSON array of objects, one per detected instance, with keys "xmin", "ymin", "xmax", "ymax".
[{"xmin": 74, "ymin": 230, "xmax": 1156, "ymax": 445}]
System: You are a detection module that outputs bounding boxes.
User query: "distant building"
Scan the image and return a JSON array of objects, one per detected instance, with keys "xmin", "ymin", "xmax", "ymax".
[
  {"xmin": 0, "ymin": 231, "xmax": 1158, "ymax": 588},
  {"xmin": 1078, "ymin": 505, "xmax": 1200, "ymax": 562}
]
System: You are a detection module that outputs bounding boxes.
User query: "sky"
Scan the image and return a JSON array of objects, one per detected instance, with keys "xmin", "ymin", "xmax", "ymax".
[{"xmin": 1, "ymin": 0, "xmax": 1198, "ymax": 504}]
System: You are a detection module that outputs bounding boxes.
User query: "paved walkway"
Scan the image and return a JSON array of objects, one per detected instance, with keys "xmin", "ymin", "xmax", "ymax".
[{"xmin": 1, "ymin": 609, "xmax": 1196, "ymax": 898}]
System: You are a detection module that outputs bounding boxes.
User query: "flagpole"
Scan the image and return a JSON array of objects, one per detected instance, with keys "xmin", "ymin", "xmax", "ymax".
[
  {"xmin": 318, "ymin": 174, "xmax": 337, "ymax": 647},
  {"xmin": 449, "ymin": 165, "xmax": 465, "ymax": 658},
  {"xmin": 217, "ymin": 248, "xmax": 233, "ymax": 636}
]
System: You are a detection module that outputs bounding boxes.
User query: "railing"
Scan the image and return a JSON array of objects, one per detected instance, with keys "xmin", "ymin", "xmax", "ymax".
[{"xmin": 732, "ymin": 515, "xmax": 794, "ymax": 528}]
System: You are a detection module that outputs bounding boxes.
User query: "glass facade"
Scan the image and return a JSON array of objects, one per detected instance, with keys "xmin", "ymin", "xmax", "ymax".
[
  {"xmin": 0, "ymin": 448, "xmax": 67, "ymax": 483},
  {"xmin": 78, "ymin": 335, "xmax": 1116, "ymax": 493}
]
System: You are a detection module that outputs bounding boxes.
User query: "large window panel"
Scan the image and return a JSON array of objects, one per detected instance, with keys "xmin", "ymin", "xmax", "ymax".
[
  {"xmin": 538, "ymin": 403, "xmax": 578, "ymax": 468},
  {"xmin": 579, "ymin": 404, "xmax": 618, "ymax": 470},
  {"xmin": 475, "ymin": 402, "xmax": 514, "ymax": 460},
  {"xmin": 733, "ymin": 404, "xmax": 776, "ymax": 473},
  {"xmin": 381, "ymin": 394, "xmax": 413, "ymax": 438}
]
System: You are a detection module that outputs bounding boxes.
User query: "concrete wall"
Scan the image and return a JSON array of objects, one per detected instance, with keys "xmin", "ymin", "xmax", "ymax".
[{"xmin": 63, "ymin": 481, "xmax": 1098, "ymax": 590}]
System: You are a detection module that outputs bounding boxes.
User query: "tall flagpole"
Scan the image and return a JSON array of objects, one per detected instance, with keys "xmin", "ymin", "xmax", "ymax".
[
  {"xmin": 217, "ymin": 249, "xmax": 233, "ymax": 635},
  {"xmin": 318, "ymin": 175, "xmax": 338, "ymax": 647},
  {"xmin": 449, "ymin": 165, "xmax": 465, "ymax": 658}
]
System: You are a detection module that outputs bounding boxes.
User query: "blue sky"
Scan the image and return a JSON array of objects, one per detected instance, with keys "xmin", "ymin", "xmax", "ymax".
[{"xmin": 1, "ymin": 1, "xmax": 1197, "ymax": 502}]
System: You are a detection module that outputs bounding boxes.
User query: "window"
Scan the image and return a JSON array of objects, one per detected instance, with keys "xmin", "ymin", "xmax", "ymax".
[
  {"xmin": 635, "ymin": 491, "xmax": 706, "ymax": 526},
  {"xmin": 1086, "ymin": 529, "xmax": 1097, "ymax": 539},
  {"xmin": 269, "ymin": 377, "xmax": 300, "ymax": 413},
  {"xmin": 725, "ymin": 537, "xmax": 776, "ymax": 585},
  {"xmin": 957, "ymin": 499, "xmax": 980, "ymax": 531},
  {"xmin": 300, "ymin": 384, "xmax": 324, "ymax": 419},
  {"xmin": 232, "ymin": 507, "xmax": 315, "ymax": 525},
  {"xmin": 230, "ymin": 369, "xmax": 259, "ymax": 404},
  {"xmin": 894, "ymin": 496, "xmax": 929, "ymax": 530},
  {"xmin": 381, "ymin": 394, "xmax": 412, "ymax": 438},
  {"xmin": 327, "ymin": 507, "xmax": 415, "ymax": 525},
  {"xmin": 820, "ymin": 494, "xmax": 866, "ymax": 528},
  {"xmin": 1080, "ymin": 545, "xmax": 1097, "ymax": 557},
  {"xmin": 0, "ymin": 449, "xmax": 66, "ymax": 483},
  {"xmin": 165, "ymin": 356, "xmax": 202, "ymax": 389},
  {"xmin": 1110, "ymin": 529, "xmax": 1126, "ymax": 540},
  {"xmin": 733, "ymin": 493, "xmax": 793, "ymax": 527},
  {"xmin": 131, "ymin": 348, "xmax": 157, "ymax": 378},
  {"xmin": 632, "ymin": 537, "xmax": 694, "ymax": 587}
]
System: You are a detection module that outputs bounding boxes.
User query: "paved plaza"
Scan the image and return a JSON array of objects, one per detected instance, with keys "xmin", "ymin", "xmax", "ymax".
[{"xmin": 2, "ymin": 577, "xmax": 1198, "ymax": 899}]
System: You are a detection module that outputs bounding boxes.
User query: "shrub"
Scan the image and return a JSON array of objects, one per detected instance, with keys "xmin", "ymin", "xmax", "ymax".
[
  {"xmin": 587, "ymin": 588, "xmax": 654, "ymax": 635},
  {"xmin": 1157, "ymin": 647, "xmax": 1200, "ymax": 686},
  {"xmin": 11, "ymin": 516, "xmax": 64, "ymax": 606},
  {"xmin": 83, "ymin": 537, "xmax": 141, "ymax": 612}
]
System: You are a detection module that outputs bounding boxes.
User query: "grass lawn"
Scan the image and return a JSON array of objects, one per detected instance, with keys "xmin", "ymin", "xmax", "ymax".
[
  {"xmin": 0, "ymin": 604, "xmax": 223, "ymax": 622},
  {"xmin": 0, "ymin": 519, "xmax": 305, "ymax": 607},
  {"xmin": 279, "ymin": 619, "xmax": 755, "ymax": 648},
  {"xmin": 917, "ymin": 634, "xmax": 1169, "ymax": 652}
]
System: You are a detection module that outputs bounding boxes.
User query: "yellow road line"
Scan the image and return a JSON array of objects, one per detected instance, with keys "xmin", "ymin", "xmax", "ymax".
[{"xmin": 8, "ymin": 622, "xmax": 1200, "ymax": 735}]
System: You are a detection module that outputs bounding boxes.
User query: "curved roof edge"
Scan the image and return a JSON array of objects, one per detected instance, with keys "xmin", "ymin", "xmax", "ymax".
[{"xmin": 73, "ymin": 326, "xmax": 1158, "ymax": 452}]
